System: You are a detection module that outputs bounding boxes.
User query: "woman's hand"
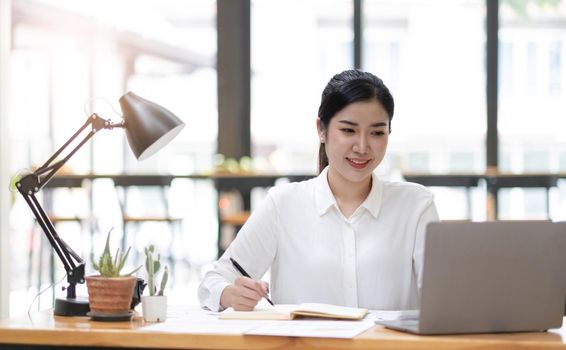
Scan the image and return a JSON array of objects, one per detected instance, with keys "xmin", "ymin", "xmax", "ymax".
[{"xmin": 220, "ymin": 276, "xmax": 270, "ymax": 311}]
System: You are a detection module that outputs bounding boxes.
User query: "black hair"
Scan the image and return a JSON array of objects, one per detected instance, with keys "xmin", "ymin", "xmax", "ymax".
[{"xmin": 317, "ymin": 69, "xmax": 394, "ymax": 174}]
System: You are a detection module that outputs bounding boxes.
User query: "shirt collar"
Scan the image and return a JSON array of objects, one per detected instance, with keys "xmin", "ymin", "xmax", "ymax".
[
  {"xmin": 314, "ymin": 167, "xmax": 336, "ymax": 216},
  {"xmin": 360, "ymin": 172, "xmax": 382, "ymax": 219},
  {"xmin": 314, "ymin": 167, "xmax": 383, "ymax": 219}
]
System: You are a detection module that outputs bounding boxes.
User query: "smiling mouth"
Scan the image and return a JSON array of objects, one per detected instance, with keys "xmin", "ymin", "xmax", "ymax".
[{"xmin": 346, "ymin": 157, "xmax": 371, "ymax": 169}]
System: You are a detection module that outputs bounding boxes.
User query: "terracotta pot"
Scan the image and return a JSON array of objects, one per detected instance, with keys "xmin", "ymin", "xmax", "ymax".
[{"xmin": 85, "ymin": 275, "xmax": 136, "ymax": 314}]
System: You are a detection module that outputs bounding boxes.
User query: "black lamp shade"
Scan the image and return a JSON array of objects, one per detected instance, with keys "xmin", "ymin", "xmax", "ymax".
[{"xmin": 119, "ymin": 92, "xmax": 185, "ymax": 161}]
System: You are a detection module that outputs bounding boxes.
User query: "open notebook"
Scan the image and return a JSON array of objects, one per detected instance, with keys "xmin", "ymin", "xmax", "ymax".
[{"xmin": 219, "ymin": 303, "xmax": 368, "ymax": 321}]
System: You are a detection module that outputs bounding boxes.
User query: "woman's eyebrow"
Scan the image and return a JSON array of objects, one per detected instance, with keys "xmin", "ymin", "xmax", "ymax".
[{"xmin": 337, "ymin": 120, "xmax": 388, "ymax": 128}]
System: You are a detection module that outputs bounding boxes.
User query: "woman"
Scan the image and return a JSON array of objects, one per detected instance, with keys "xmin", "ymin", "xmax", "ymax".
[{"xmin": 198, "ymin": 69, "xmax": 439, "ymax": 311}]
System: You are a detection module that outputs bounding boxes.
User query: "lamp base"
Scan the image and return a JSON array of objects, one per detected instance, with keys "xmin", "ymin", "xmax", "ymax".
[{"xmin": 54, "ymin": 296, "xmax": 90, "ymax": 316}]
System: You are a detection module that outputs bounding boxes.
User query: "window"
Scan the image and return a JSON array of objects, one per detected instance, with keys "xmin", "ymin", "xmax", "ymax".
[
  {"xmin": 498, "ymin": 0, "xmax": 566, "ymax": 218},
  {"xmin": 364, "ymin": 0, "xmax": 486, "ymax": 178},
  {"xmin": 499, "ymin": 0, "xmax": 566, "ymax": 174},
  {"xmin": 251, "ymin": 0, "xmax": 353, "ymax": 174},
  {"xmin": 526, "ymin": 42, "xmax": 538, "ymax": 94},
  {"xmin": 549, "ymin": 41, "xmax": 562, "ymax": 95},
  {"xmin": 499, "ymin": 41, "xmax": 515, "ymax": 95},
  {"xmin": 8, "ymin": 0, "xmax": 217, "ymax": 317}
]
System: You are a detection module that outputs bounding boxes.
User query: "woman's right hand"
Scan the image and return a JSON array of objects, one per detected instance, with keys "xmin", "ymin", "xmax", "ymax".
[{"xmin": 220, "ymin": 276, "xmax": 270, "ymax": 311}]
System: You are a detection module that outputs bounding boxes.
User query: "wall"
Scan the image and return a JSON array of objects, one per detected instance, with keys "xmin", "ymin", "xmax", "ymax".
[{"xmin": 0, "ymin": 0, "xmax": 12, "ymax": 319}]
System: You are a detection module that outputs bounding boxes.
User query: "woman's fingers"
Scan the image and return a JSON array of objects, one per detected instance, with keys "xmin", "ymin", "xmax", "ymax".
[
  {"xmin": 236, "ymin": 277, "xmax": 266, "ymax": 298},
  {"xmin": 230, "ymin": 277, "xmax": 267, "ymax": 310},
  {"xmin": 260, "ymin": 281, "xmax": 270, "ymax": 296}
]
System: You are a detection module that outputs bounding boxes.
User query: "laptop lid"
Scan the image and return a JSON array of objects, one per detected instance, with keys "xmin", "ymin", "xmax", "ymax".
[{"xmin": 418, "ymin": 221, "xmax": 566, "ymax": 335}]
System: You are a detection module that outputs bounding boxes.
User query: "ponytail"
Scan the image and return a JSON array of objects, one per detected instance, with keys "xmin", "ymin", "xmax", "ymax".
[{"xmin": 317, "ymin": 143, "xmax": 328, "ymax": 174}]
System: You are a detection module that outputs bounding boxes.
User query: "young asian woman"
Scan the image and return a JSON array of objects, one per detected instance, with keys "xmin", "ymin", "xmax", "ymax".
[{"xmin": 198, "ymin": 69, "xmax": 439, "ymax": 312}]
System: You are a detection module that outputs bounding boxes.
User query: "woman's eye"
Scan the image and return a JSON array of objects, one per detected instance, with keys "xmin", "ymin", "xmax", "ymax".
[
  {"xmin": 341, "ymin": 128, "xmax": 355, "ymax": 134},
  {"xmin": 372, "ymin": 131, "xmax": 385, "ymax": 136}
]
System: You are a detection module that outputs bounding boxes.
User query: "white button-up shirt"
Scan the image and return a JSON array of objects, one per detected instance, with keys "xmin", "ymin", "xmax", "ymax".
[{"xmin": 198, "ymin": 167, "xmax": 439, "ymax": 311}]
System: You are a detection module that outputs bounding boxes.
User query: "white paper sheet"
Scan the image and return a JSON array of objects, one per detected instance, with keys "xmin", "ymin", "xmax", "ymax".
[
  {"xmin": 245, "ymin": 320, "xmax": 375, "ymax": 338},
  {"xmin": 141, "ymin": 305, "xmax": 374, "ymax": 338}
]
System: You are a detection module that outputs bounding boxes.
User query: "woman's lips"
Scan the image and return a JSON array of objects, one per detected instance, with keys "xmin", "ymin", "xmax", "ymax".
[{"xmin": 346, "ymin": 158, "xmax": 371, "ymax": 169}]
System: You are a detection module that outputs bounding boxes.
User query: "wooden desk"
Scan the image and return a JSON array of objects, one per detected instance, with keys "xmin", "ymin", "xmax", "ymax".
[{"xmin": 0, "ymin": 310, "xmax": 564, "ymax": 350}]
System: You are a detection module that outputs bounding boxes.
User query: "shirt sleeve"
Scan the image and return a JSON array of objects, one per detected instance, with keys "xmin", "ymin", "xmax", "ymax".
[
  {"xmin": 198, "ymin": 192, "xmax": 279, "ymax": 311},
  {"xmin": 412, "ymin": 199, "xmax": 440, "ymax": 293}
]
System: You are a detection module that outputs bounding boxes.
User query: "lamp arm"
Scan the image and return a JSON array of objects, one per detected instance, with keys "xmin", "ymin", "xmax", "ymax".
[
  {"xmin": 33, "ymin": 114, "xmax": 123, "ymax": 189},
  {"xmin": 15, "ymin": 114, "xmax": 124, "ymax": 298},
  {"xmin": 19, "ymin": 192, "xmax": 85, "ymax": 292}
]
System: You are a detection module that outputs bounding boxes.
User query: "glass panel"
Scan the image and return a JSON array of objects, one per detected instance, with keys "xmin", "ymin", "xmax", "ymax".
[
  {"xmin": 499, "ymin": 0, "xmax": 566, "ymax": 173},
  {"xmin": 499, "ymin": 1, "xmax": 566, "ymax": 220},
  {"xmin": 364, "ymin": 0, "xmax": 486, "ymax": 178},
  {"xmin": 8, "ymin": 0, "xmax": 217, "ymax": 317},
  {"xmin": 251, "ymin": 0, "xmax": 353, "ymax": 174},
  {"xmin": 364, "ymin": 0, "xmax": 485, "ymax": 220},
  {"xmin": 498, "ymin": 188, "xmax": 549, "ymax": 220}
]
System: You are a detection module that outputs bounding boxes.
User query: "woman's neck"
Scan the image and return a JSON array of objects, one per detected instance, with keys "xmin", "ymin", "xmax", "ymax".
[{"xmin": 327, "ymin": 168, "xmax": 372, "ymax": 218}]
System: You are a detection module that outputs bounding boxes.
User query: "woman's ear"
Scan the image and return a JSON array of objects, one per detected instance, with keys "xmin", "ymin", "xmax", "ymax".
[{"xmin": 316, "ymin": 118, "xmax": 325, "ymax": 143}]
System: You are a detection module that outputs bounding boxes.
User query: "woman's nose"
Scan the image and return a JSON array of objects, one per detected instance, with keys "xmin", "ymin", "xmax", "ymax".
[{"xmin": 353, "ymin": 135, "xmax": 369, "ymax": 154}]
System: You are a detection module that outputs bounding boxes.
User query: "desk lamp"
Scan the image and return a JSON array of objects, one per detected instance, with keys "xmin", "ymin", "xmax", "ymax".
[{"xmin": 15, "ymin": 92, "xmax": 185, "ymax": 316}]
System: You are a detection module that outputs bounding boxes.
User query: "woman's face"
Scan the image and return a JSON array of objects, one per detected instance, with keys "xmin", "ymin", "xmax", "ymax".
[{"xmin": 318, "ymin": 99, "xmax": 389, "ymax": 186}]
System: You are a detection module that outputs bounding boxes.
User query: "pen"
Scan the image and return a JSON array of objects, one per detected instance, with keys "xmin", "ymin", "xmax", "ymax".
[{"xmin": 229, "ymin": 257, "xmax": 274, "ymax": 306}]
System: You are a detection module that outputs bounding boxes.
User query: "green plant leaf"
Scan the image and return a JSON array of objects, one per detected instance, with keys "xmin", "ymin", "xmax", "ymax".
[
  {"xmin": 122, "ymin": 264, "xmax": 142, "ymax": 277},
  {"xmin": 91, "ymin": 227, "xmax": 137, "ymax": 278}
]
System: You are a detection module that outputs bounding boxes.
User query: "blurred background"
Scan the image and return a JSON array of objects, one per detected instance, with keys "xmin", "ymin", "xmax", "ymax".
[{"xmin": 0, "ymin": 0, "xmax": 565, "ymax": 318}]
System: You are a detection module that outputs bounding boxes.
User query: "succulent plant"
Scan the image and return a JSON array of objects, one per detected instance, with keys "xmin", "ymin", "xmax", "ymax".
[
  {"xmin": 144, "ymin": 245, "xmax": 168, "ymax": 296},
  {"xmin": 91, "ymin": 228, "xmax": 142, "ymax": 277}
]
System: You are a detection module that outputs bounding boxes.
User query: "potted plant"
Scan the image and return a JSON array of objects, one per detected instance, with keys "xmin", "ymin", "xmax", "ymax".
[
  {"xmin": 141, "ymin": 245, "xmax": 169, "ymax": 322},
  {"xmin": 86, "ymin": 229, "xmax": 142, "ymax": 318}
]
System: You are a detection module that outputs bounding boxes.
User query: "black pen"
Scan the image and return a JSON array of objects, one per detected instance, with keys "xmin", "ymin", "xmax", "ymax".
[{"xmin": 230, "ymin": 257, "xmax": 274, "ymax": 306}]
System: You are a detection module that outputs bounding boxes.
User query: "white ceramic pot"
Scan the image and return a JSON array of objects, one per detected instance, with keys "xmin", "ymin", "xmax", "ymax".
[{"xmin": 141, "ymin": 295, "xmax": 167, "ymax": 322}]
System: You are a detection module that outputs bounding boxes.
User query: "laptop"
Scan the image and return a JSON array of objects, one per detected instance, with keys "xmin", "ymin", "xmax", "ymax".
[{"xmin": 376, "ymin": 221, "xmax": 566, "ymax": 335}]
